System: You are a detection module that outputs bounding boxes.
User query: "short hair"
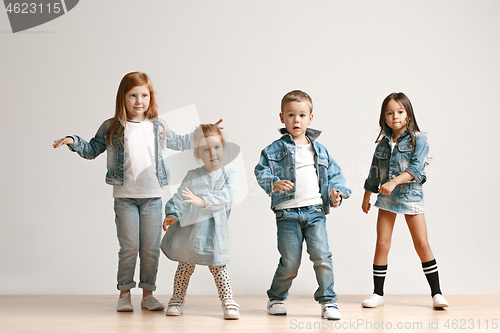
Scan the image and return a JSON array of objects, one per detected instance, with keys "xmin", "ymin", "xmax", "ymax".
[
  {"xmin": 281, "ymin": 90, "xmax": 313, "ymax": 113},
  {"xmin": 192, "ymin": 124, "xmax": 226, "ymax": 159}
]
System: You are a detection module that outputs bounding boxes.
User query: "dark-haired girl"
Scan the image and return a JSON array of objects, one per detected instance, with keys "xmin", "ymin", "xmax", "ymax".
[{"xmin": 361, "ymin": 93, "xmax": 448, "ymax": 309}]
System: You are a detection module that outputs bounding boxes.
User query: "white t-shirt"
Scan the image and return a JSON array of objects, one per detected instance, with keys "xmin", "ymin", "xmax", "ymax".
[
  {"xmin": 274, "ymin": 142, "xmax": 322, "ymax": 210},
  {"xmin": 113, "ymin": 120, "xmax": 163, "ymax": 198},
  {"xmin": 389, "ymin": 136, "xmax": 397, "ymax": 152}
]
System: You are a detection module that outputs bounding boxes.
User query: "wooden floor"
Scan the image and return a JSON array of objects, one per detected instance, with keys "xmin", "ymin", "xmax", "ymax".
[{"xmin": 0, "ymin": 295, "xmax": 498, "ymax": 333}]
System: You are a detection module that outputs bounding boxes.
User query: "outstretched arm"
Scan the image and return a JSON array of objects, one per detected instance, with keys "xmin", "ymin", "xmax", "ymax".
[{"xmin": 53, "ymin": 137, "xmax": 74, "ymax": 148}]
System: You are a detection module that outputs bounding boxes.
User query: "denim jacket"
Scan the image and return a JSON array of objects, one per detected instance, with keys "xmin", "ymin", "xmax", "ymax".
[
  {"xmin": 254, "ymin": 128, "xmax": 351, "ymax": 214},
  {"xmin": 67, "ymin": 118, "xmax": 192, "ymax": 186},
  {"xmin": 364, "ymin": 129, "xmax": 428, "ymax": 193}
]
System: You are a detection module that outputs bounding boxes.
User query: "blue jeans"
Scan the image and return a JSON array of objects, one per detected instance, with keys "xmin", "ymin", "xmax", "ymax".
[
  {"xmin": 114, "ymin": 197, "xmax": 162, "ymax": 291},
  {"xmin": 267, "ymin": 205, "xmax": 337, "ymax": 303}
]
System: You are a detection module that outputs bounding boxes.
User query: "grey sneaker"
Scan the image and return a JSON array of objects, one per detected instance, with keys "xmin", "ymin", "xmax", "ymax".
[
  {"xmin": 222, "ymin": 299, "xmax": 240, "ymax": 320},
  {"xmin": 321, "ymin": 303, "xmax": 341, "ymax": 320},
  {"xmin": 166, "ymin": 299, "xmax": 184, "ymax": 316},
  {"xmin": 117, "ymin": 292, "xmax": 133, "ymax": 312},
  {"xmin": 267, "ymin": 299, "xmax": 286, "ymax": 315},
  {"xmin": 141, "ymin": 295, "xmax": 165, "ymax": 311}
]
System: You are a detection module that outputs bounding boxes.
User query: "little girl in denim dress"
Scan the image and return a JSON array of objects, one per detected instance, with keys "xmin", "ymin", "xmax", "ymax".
[
  {"xmin": 161, "ymin": 124, "xmax": 239, "ymax": 320},
  {"xmin": 361, "ymin": 92, "xmax": 448, "ymax": 310}
]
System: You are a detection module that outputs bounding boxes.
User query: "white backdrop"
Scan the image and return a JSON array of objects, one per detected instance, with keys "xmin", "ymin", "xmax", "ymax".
[{"xmin": 1, "ymin": 0, "xmax": 499, "ymax": 296}]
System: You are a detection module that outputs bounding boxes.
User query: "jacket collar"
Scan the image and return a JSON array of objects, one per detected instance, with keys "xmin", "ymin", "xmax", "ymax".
[
  {"xmin": 382, "ymin": 128, "xmax": 411, "ymax": 141},
  {"xmin": 279, "ymin": 127, "xmax": 321, "ymax": 143}
]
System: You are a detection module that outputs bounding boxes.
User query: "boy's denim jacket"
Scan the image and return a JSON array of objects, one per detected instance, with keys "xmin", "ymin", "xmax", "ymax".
[
  {"xmin": 254, "ymin": 128, "xmax": 351, "ymax": 214},
  {"xmin": 364, "ymin": 129, "xmax": 428, "ymax": 193},
  {"xmin": 67, "ymin": 118, "xmax": 192, "ymax": 186}
]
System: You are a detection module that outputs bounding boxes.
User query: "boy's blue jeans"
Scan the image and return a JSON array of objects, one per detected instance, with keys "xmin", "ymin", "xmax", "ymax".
[
  {"xmin": 267, "ymin": 205, "xmax": 337, "ymax": 303},
  {"xmin": 114, "ymin": 197, "xmax": 162, "ymax": 291}
]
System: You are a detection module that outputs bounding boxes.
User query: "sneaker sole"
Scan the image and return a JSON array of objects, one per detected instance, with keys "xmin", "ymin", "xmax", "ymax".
[
  {"xmin": 362, "ymin": 303, "xmax": 384, "ymax": 308},
  {"xmin": 224, "ymin": 315, "xmax": 240, "ymax": 320},
  {"xmin": 268, "ymin": 312, "xmax": 287, "ymax": 315},
  {"xmin": 141, "ymin": 306, "xmax": 165, "ymax": 311},
  {"xmin": 117, "ymin": 308, "xmax": 133, "ymax": 312}
]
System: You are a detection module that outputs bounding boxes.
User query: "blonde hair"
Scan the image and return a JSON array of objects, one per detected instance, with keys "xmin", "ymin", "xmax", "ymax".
[
  {"xmin": 281, "ymin": 90, "xmax": 313, "ymax": 113},
  {"xmin": 108, "ymin": 72, "xmax": 161, "ymax": 148},
  {"xmin": 192, "ymin": 124, "xmax": 226, "ymax": 159}
]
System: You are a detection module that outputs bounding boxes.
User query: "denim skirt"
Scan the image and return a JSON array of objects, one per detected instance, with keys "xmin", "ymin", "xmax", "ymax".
[{"xmin": 375, "ymin": 182, "xmax": 424, "ymax": 214}]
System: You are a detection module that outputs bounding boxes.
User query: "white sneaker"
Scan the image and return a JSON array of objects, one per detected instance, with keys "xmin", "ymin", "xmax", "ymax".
[
  {"xmin": 222, "ymin": 299, "xmax": 240, "ymax": 320},
  {"xmin": 321, "ymin": 303, "xmax": 341, "ymax": 320},
  {"xmin": 166, "ymin": 299, "xmax": 184, "ymax": 316},
  {"xmin": 362, "ymin": 293, "xmax": 384, "ymax": 308},
  {"xmin": 432, "ymin": 294, "xmax": 449, "ymax": 309},
  {"xmin": 267, "ymin": 299, "xmax": 287, "ymax": 315},
  {"xmin": 141, "ymin": 295, "xmax": 165, "ymax": 311},
  {"xmin": 117, "ymin": 292, "xmax": 133, "ymax": 312}
]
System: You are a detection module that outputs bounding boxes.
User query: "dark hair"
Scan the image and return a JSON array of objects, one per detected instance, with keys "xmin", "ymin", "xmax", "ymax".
[{"xmin": 375, "ymin": 92, "xmax": 420, "ymax": 149}]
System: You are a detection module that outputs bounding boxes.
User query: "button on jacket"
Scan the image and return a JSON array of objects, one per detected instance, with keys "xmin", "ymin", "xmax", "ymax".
[
  {"xmin": 254, "ymin": 128, "xmax": 351, "ymax": 214},
  {"xmin": 364, "ymin": 129, "xmax": 428, "ymax": 194},
  {"xmin": 67, "ymin": 118, "xmax": 192, "ymax": 187}
]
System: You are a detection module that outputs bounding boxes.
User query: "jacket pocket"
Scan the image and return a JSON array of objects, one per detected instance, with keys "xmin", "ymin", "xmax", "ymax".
[
  {"xmin": 266, "ymin": 150, "xmax": 288, "ymax": 177},
  {"xmin": 317, "ymin": 153, "xmax": 329, "ymax": 167},
  {"xmin": 267, "ymin": 150, "xmax": 288, "ymax": 162},
  {"xmin": 375, "ymin": 147, "xmax": 389, "ymax": 159}
]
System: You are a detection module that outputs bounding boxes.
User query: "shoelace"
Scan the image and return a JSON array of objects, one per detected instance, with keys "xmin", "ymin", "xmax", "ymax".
[
  {"xmin": 324, "ymin": 304, "xmax": 338, "ymax": 311},
  {"xmin": 270, "ymin": 301, "xmax": 284, "ymax": 307}
]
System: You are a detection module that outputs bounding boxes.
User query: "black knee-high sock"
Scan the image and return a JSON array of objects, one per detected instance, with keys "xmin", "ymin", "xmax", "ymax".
[
  {"xmin": 373, "ymin": 264, "xmax": 387, "ymax": 296},
  {"xmin": 422, "ymin": 259, "xmax": 442, "ymax": 297}
]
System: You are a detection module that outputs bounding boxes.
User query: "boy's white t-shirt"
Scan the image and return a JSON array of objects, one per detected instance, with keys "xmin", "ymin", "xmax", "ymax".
[
  {"xmin": 113, "ymin": 120, "xmax": 163, "ymax": 198},
  {"xmin": 274, "ymin": 142, "xmax": 322, "ymax": 210}
]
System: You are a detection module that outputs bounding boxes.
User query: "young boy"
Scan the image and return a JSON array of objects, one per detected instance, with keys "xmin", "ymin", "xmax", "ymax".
[{"xmin": 254, "ymin": 90, "xmax": 351, "ymax": 320}]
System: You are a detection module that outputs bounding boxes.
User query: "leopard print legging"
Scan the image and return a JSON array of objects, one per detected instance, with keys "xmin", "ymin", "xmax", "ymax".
[{"xmin": 172, "ymin": 262, "xmax": 233, "ymax": 301}]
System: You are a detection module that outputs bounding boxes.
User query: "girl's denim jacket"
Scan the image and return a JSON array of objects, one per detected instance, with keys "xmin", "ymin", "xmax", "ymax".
[
  {"xmin": 364, "ymin": 129, "xmax": 428, "ymax": 193},
  {"xmin": 67, "ymin": 118, "xmax": 192, "ymax": 186},
  {"xmin": 254, "ymin": 128, "xmax": 351, "ymax": 214}
]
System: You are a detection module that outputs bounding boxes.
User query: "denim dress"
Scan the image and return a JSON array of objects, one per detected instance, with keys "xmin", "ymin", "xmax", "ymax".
[
  {"xmin": 161, "ymin": 166, "xmax": 237, "ymax": 266},
  {"xmin": 364, "ymin": 130, "xmax": 428, "ymax": 215}
]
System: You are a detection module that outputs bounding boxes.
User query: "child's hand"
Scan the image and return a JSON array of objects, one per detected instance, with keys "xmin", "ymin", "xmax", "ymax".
[
  {"xmin": 53, "ymin": 137, "xmax": 74, "ymax": 148},
  {"xmin": 361, "ymin": 199, "xmax": 371, "ymax": 214},
  {"xmin": 163, "ymin": 217, "xmax": 177, "ymax": 231},
  {"xmin": 379, "ymin": 181, "xmax": 396, "ymax": 195},
  {"xmin": 330, "ymin": 189, "xmax": 341, "ymax": 208},
  {"xmin": 214, "ymin": 119, "xmax": 224, "ymax": 130},
  {"xmin": 273, "ymin": 180, "xmax": 294, "ymax": 193},
  {"xmin": 182, "ymin": 188, "xmax": 206, "ymax": 207}
]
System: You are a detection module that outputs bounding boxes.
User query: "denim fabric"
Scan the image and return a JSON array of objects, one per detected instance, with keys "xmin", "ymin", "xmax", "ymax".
[
  {"xmin": 67, "ymin": 118, "xmax": 192, "ymax": 186},
  {"xmin": 161, "ymin": 166, "xmax": 236, "ymax": 266},
  {"xmin": 114, "ymin": 197, "xmax": 162, "ymax": 291},
  {"xmin": 267, "ymin": 205, "xmax": 337, "ymax": 303},
  {"xmin": 364, "ymin": 129, "xmax": 428, "ymax": 214},
  {"xmin": 254, "ymin": 128, "xmax": 351, "ymax": 214}
]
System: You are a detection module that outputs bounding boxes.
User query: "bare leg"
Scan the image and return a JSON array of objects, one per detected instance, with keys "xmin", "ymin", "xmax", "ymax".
[
  {"xmin": 373, "ymin": 209, "xmax": 397, "ymax": 265},
  {"xmin": 404, "ymin": 214, "xmax": 434, "ymax": 262}
]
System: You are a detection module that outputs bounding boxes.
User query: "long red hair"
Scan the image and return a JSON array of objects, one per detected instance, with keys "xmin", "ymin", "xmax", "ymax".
[{"xmin": 108, "ymin": 72, "xmax": 160, "ymax": 148}]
